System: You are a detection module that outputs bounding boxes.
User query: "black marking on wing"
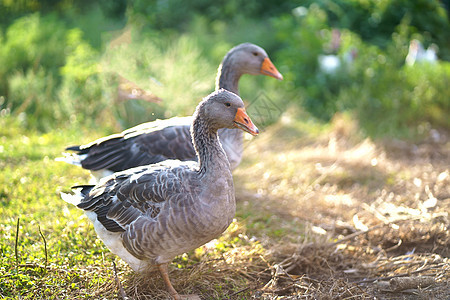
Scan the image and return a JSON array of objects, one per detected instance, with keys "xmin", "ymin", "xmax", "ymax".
[
  {"xmin": 72, "ymin": 185, "xmax": 95, "ymax": 196},
  {"xmin": 94, "ymin": 205, "xmax": 124, "ymax": 232}
]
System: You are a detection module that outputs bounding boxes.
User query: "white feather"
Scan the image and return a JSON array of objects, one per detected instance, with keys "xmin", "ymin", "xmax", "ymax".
[
  {"xmin": 85, "ymin": 210, "xmax": 147, "ymax": 272},
  {"xmin": 60, "ymin": 191, "xmax": 83, "ymax": 206},
  {"xmin": 55, "ymin": 153, "xmax": 87, "ymax": 166}
]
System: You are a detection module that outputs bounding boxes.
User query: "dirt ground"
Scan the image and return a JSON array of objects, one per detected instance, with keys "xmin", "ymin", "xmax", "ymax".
[{"xmin": 229, "ymin": 116, "xmax": 450, "ymax": 299}]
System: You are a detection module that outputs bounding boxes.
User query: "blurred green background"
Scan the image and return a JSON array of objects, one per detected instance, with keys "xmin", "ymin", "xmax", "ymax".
[{"xmin": 1, "ymin": 0, "xmax": 449, "ymax": 138}]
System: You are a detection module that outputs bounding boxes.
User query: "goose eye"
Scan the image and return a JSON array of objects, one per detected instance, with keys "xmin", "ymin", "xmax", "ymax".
[
  {"xmin": 225, "ymin": 102, "xmax": 231, "ymax": 107},
  {"xmin": 252, "ymin": 52, "xmax": 258, "ymax": 56}
]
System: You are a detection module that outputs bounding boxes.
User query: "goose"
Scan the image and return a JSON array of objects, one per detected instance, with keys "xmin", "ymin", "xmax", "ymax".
[
  {"xmin": 406, "ymin": 39, "xmax": 438, "ymax": 66},
  {"xmin": 58, "ymin": 43, "xmax": 282, "ymax": 180},
  {"xmin": 61, "ymin": 89, "xmax": 259, "ymax": 299}
]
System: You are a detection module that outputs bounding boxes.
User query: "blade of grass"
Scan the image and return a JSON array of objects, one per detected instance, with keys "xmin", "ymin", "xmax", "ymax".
[
  {"xmin": 38, "ymin": 225, "xmax": 48, "ymax": 270},
  {"xmin": 15, "ymin": 218, "xmax": 20, "ymax": 267}
]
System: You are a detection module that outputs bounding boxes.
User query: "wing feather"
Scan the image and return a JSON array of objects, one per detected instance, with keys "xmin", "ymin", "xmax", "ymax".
[
  {"xmin": 76, "ymin": 162, "xmax": 195, "ymax": 233},
  {"xmin": 66, "ymin": 117, "xmax": 196, "ymax": 172}
]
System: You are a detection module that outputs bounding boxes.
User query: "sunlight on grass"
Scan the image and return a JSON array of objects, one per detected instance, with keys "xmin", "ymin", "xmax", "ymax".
[{"xmin": 0, "ymin": 116, "xmax": 117, "ymax": 299}]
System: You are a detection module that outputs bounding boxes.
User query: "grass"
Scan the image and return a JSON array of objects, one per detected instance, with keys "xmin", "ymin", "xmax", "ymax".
[
  {"xmin": 0, "ymin": 116, "xmax": 109, "ymax": 299},
  {"xmin": 1, "ymin": 113, "xmax": 449, "ymax": 299}
]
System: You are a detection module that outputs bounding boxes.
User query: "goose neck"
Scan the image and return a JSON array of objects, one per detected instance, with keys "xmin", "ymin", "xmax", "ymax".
[
  {"xmin": 191, "ymin": 116, "xmax": 230, "ymax": 175},
  {"xmin": 215, "ymin": 61, "xmax": 241, "ymax": 95}
]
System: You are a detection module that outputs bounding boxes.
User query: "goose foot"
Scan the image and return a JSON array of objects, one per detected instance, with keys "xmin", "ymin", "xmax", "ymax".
[{"xmin": 157, "ymin": 263, "xmax": 185, "ymax": 300}]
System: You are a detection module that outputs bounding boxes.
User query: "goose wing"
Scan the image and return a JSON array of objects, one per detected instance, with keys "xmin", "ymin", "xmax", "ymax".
[
  {"xmin": 67, "ymin": 117, "xmax": 197, "ymax": 172},
  {"xmin": 75, "ymin": 161, "xmax": 198, "ymax": 233}
]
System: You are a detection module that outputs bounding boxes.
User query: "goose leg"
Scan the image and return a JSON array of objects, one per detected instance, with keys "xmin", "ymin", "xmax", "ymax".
[{"xmin": 157, "ymin": 263, "xmax": 181, "ymax": 300}]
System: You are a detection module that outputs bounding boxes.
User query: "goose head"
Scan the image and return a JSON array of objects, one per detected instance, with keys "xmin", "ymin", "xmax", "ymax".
[
  {"xmin": 227, "ymin": 43, "xmax": 283, "ymax": 80},
  {"xmin": 199, "ymin": 89, "xmax": 259, "ymax": 136}
]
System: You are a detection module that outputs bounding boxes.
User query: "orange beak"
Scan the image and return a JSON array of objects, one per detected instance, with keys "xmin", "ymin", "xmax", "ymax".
[
  {"xmin": 234, "ymin": 108, "xmax": 259, "ymax": 136},
  {"xmin": 261, "ymin": 57, "xmax": 283, "ymax": 80}
]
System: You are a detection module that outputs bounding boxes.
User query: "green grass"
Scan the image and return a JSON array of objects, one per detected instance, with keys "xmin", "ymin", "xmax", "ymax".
[{"xmin": 0, "ymin": 116, "xmax": 111, "ymax": 299}]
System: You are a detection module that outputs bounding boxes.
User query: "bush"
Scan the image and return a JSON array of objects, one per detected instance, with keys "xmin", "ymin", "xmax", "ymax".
[
  {"xmin": 0, "ymin": 14, "xmax": 68, "ymax": 130},
  {"xmin": 1, "ymin": 1, "xmax": 449, "ymax": 138},
  {"xmin": 0, "ymin": 13, "xmax": 67, "ymax": 77},
  {"xmin": 100, "ymin": 30, "xmax": 217, "ymax": 127},
  {"xmin": 0, "ymin": 13, "xmax": 107, "ymax": 131},
  {"xmin": 127, "ymin": 0, "xmax": 300, "ymax": 30},
  {"xmin": 273, "ymin": 4, "xmax": 355, "ymax": 119},
  {"xmin": 304, "ymin": 0, "xmax": 450, "ymax": 60},
  {"xmin": 7, "ymin": 67, "xmax": 56, "ymax": 129},
  {"xmin": 58, "ymin": 28, "xmax": 105, "ymax": 126},
  {"xmin": 351, "ymin": 61, "xmax": 450, "ymax": 137},
  {"xmin": 271, "ymin": 3, "xmax": 450, "ymax": 137}
]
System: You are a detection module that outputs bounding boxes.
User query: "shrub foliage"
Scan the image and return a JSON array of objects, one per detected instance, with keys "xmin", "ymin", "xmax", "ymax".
[{"xmin": 0, "ymin": 0, "xmax": 449, "ymax": 137}]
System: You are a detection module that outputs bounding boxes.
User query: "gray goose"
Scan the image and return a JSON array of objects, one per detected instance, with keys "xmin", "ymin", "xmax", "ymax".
[
  {"xmin": 59, "ymin": 43, "xmax": 282, "ymax": 180},
  {"xmin": 61, "ymin": 89, "xmax": 259, "ymax": 300}
]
